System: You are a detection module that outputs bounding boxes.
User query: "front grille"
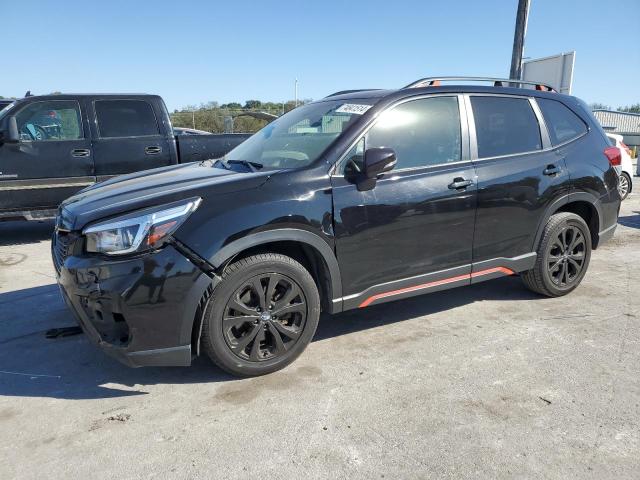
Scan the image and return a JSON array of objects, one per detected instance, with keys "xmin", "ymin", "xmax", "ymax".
[{"xmin": 52, "ymin": 231, "xmax": 76, "ymax": 273}]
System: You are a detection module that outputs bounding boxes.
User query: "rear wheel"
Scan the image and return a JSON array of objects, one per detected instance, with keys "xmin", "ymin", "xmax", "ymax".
[
  {"xmin": 618, "ymin": 172, "xmax": 631, "ymax": 200},
  {"xmin": 522, "ymin": 212, "xmax": 591, "ymax": 297},
  {"xmin": 201, "ymin": 253, "xmax": 320, "ymax": 377}
]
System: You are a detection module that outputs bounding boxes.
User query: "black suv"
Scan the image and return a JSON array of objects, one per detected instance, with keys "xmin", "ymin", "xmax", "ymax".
[{"xmin": 53, "ymin": 77, "xmax": 621, "ymax": 376}]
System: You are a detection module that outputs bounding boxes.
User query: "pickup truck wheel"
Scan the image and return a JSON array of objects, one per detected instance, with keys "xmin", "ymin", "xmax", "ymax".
[
  {"xmin": 522, "ymin": 212, "xmax": 591, "ymax": 297},
  {"xmin": 201, "ymin": 253, "xmax": 320, "ymax": 377}
]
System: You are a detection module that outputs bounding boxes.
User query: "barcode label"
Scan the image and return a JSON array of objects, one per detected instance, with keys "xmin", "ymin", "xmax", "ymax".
[{"xmin": 335, "ymin": 104, "xmax": 372, "ymax": 115}]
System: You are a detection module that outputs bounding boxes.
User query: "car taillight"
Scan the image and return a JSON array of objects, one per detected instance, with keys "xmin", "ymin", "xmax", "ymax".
[
  {"xmin": 620, "ymin": 141, "xmax": 632, "ymax": 156},
  {"xmin": 604, "ymin": 146, "xmax": 621, "ymax": 166}
]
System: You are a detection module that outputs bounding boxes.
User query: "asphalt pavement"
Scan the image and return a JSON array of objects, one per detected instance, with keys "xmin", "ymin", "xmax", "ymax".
[{"xmin": 1, "ymin": 187, "xmax": 639, "ymax": 479}]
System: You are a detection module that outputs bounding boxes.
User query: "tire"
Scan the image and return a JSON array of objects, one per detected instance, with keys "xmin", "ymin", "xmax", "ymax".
[
  {"xmin": 201, "ymin": 253, "xmax": 320, "ymax": 377},
  {"xmin": 522, "ymin": 212, "xmax": 592, "ymax": 297},
  {"xmin": 618, "ymin": 172, "xmax": 631, "ymax": 200}
]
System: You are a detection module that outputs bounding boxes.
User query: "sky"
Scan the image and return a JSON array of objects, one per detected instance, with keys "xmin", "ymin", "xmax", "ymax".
[{"xmin": 2, "ymin": 0, "xmax": 638, "ymax": 111}]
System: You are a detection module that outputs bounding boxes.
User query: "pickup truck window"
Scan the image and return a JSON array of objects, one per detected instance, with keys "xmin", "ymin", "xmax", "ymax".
[
  {"xmin": 15, "ymin": 100, "xmax": 83, "ymax": 142},
  {"xmin": 225, "ymin": 99, "xmax": 375, "ymax": 169},
  {"xmin": 95, "ymin": 100, "xmax": 159, "ymax": 138}
]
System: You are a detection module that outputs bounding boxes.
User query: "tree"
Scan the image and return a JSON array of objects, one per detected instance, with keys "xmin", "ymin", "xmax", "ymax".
[
  {"xmin": 243, "ymin": 100, "xmax": 262, "ymax": 109},
  {"xmin": 589, "ymin": 102, "xmax": 610, "ymax": 111},
  {"xmin": 618, "ymin": 104, "xmax": 640, "ymax": 114},
  {"xmin": 170, "ymin": 97, "xmax": 314, "ymax": 133}
]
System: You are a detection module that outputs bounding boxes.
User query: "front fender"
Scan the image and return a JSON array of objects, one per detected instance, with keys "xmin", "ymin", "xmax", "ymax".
[{"xmin": 209, "ymin": 228, "xmax": 343, "ymax": 311}]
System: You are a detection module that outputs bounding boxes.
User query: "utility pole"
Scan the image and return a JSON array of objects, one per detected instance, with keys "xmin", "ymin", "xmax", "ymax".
[
  {"xmin": 509, "ymin": 0, "xmax": 531, "ymax": 81},
  {"xmin": 294, "ymin": 78, "xmax": 298, "ymax": 107}
]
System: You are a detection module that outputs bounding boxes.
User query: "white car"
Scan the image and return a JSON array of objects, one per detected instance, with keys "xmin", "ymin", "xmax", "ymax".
[{"xmin": 606, "ymin": 133, "xmax": 634, "ymax": 200}]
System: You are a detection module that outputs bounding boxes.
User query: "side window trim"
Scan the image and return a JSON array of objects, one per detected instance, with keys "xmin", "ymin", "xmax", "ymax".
[
  {"xmin": 465, "ymin": 93, "xmax": 550, "ymax": 161},
  {"xmin": 332, "ymin": 94, "xmax": 469, "ymax": 176},
  {"xmin": 92, "ymin": 99, "xmax": 161, "ymax": 139},
  {"xmin": 529, "ymin": 97, "xmax": 551, "ymax": 149},
  {"xmin": 15, "ymin": 100, "xmax": 85, "ymax": 142}
]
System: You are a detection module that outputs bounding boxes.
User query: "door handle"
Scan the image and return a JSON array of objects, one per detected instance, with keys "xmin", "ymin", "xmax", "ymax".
[
  {"xmin": 448, "ymin": 178, "xmax": 473, "ymax": 190},
  {"xmin": 145, "ymin": 146, "xmax": 162, "ymax": 155},
  {"xmin": 71, "ymin": 148, "xmax": 90, "ymax": 158},
  {"xmin": 543, "ymin": 164, "xmax": 560, "ymax": 176}
]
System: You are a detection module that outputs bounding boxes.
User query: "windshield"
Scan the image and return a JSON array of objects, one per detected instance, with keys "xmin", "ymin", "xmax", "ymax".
[{"xmin": 224, "ymin": 99, "xmax": 375, "ymax": 169}]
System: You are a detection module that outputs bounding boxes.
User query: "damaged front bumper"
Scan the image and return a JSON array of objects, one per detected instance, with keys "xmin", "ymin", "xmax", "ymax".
[{"xmin": 54, "ymin": 237, "xmax": 214, "ymax": 367}]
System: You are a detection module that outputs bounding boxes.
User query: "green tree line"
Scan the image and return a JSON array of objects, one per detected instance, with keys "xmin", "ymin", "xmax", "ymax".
[
  {"xmin": 170, "ymin": 99, "xmax": 312, "ymax": 133},
  {"xmin": 590, "ymin": 102, "xmax": 640, "ymax": 114}
]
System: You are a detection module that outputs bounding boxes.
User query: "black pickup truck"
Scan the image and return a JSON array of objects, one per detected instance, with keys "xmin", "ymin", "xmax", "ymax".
[{"xmin": 0, "ymin": 94, "xmax": 250, "ymax": 220}]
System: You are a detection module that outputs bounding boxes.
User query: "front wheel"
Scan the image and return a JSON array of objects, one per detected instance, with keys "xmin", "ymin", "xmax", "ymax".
[
  {"xmin": 618, "ymin": 172, "xmax": 631, "ymax": 200},
  {"xmin": 522, "ymin": 212, "xmax": 592, "ymax": 297},
  {"xmin": 201, "ymin": 253, "xmax": 320, "ymax": 377}
]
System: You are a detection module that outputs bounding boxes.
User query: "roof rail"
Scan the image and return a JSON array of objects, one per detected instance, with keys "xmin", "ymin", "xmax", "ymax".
[
  {"xmin": 403, "ymin": 77, "xmax": 556, "ymax": 92},
  {"xmin": 325, "ymin": 89, "xmax": 381, "ymax": 98}
]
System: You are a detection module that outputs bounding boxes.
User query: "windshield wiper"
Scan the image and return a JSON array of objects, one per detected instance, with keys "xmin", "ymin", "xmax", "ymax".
[{"xmin": 226, "ymin": 160, "xmax": 264, "ymax": 172}]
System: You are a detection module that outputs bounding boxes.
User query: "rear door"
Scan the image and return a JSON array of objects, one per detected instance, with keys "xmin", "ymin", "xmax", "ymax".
[
  {"xmin": 467, "ymin": 94, "xmax": 568, "ymax": 269},
  {"xmin": 0, "ymin": 99, "xmax": 94, "ymax": 211},
  {"xmin": 90, "ymin": 98, "xmax": 172, "ymax": 181}
]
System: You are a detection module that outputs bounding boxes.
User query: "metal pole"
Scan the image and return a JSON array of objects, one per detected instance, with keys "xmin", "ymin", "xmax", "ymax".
[
  {"xmin": 509, "ymin": 0, "xmax": 531, "ymax": 81},
  {"xmin": 294, "ymin": 79, "xmax": 298, "ymax": 107}
]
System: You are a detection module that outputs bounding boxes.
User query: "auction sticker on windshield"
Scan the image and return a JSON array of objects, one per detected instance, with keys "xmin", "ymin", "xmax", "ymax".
[{"xmin": 336, "ymin": 104, "xmax": 372, "ymax": 115}]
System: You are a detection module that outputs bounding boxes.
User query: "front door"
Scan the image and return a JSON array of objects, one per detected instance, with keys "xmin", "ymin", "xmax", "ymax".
[
  {"xmin": 331, "ymin": 95, "xmax": 477, "ymax": 309},
  {"xmin": 0, "ymin": 99, "xmax": 94, "ymax": 211},
  {"xmin": 90, "ymin": 98, "xmax": 172, "ymax": 180}
]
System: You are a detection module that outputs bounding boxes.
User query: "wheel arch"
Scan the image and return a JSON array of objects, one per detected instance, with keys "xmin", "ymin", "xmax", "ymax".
[
  {"xmin": 533, "ymin": 193, "xmax": 603, "ymax": 251},
  {"xmin": 190, "ymin": 229, "xmax": 342, "ymax": 358},
  {"xmin": 209, "ymin": 229, "xmax": 342, "ymax": 314}
]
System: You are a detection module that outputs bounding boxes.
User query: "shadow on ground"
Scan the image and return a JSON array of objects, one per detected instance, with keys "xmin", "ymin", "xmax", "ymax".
[
  {"xmin": 0, "ymin": 275, "xmax": 540, "ymax": 400},
  {"xmin": 618, "ymin": 212, "xmax": 640, "ymax": 229},
  {"xmin": 0, "ymin": 220, "xmax": 55, "ymax": 247}
]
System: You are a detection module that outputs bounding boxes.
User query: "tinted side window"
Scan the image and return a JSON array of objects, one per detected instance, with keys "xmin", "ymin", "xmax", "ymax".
[
  {"xmin": 537, "ymin": 98, "xmax": 587, "ymax": 146},
  {"xmin": 366, "ymin": 96, "xmax": 461, "ymax": 169},
  {"xmin": 15, "ymin": 100, "xmax": 83, "ymax": 141},
  {"xmin": 471, "ymin": 96, "xmax": 541, "ymax": 158},
  {"xmin": 95, "ymin": 100, "xmax": 159, "ymax": 138}
]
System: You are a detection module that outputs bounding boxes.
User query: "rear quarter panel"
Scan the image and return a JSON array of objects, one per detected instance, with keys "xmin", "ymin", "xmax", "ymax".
[{"xmin": 561, "ymin": 98, "xmax": 621, "ymax": 231}]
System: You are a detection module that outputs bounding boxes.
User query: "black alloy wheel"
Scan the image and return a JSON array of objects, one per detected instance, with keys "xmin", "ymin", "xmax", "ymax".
[
  {"xmin": 522, "ymin": 212, "xmax": 592, "ymax": 297},
  {"xmin": 546, "ymin": 225, "xmax": 586, "ymax": 288},
  {"xmin": 223, "ymin": 273, "xmax": 307, "ymax": 362},
  {"xmin": 201, "ymin": 253, "xmax": 320, "ymax": 377}
]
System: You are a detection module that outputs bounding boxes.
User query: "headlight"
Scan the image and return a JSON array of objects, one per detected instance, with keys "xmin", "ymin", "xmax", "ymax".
[{"xmin": 83, "ymin": 198, "xmax": 201, "ymax": 255}]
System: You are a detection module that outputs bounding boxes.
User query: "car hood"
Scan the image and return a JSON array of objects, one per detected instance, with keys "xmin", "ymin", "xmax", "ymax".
[{"xmin": 58, "ymin": 162, "xmax": 273, "ymax": 230}]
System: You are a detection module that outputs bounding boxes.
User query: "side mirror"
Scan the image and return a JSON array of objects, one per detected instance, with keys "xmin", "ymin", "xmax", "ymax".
[
  {"xmin": 0, "ymin": 116, "xmax": 19, "ymax": 143},
  {"xmin": 363, "ymin": 147, "xmax": 397, "ymax": 178},
  {"xmin": 356, "ymin": 147, "xmax": 396, "ymax": 191}
]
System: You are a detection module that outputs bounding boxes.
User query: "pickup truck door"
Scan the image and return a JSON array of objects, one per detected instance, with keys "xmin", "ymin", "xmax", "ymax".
[
  {"xmin": 0, "ymin": 99, "xmax": 95, "ymax": 213},
  {"xmin": 90, "ymin": 98, "xmax": 173, "ymax": 180}
]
